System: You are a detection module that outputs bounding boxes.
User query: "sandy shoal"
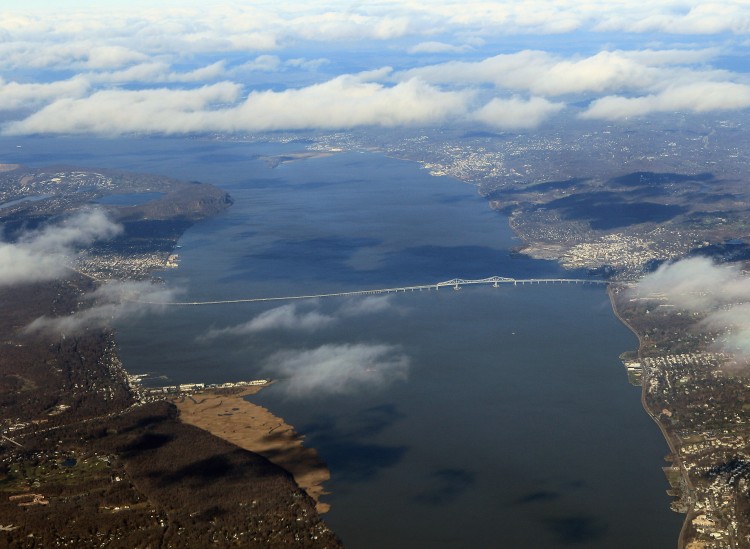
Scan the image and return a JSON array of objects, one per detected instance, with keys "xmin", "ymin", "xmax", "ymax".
[{"xmin": 173, "ymin": 387, "xmax": 330, "ymax": 513}]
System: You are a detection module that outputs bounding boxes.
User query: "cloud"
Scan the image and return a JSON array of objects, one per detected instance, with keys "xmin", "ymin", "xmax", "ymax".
[
  {"xmin": 0, "ymin": 77, "xmax": 90, "ymax": 112},
  {"xmin": 2, "ymin": 3, "xmax": 750, "ymax": 135},
  {"xmin": 263, "ymin": 343, "xmax": 410, "ymax": 398},
  {"xmin": 200, "ymin": 303, "xmax": 335, "ymax": 340},
  {"xmin": 89, "ymin": 61, "xmax": 227, "ymax": 84},
  {"xmin": 338, "ymin": 295, "xmax": 397, "ymax": 316},
  {"xmin": 581, "ymin": 82, "xmax": 750, "ymax": 120},
  {"xmin": 408, "ymin": 41, "xmax": 471, "ymax": 54},
  {"xmin": 5, "ymin": 82, "xmax": 242, "ymax": 135},
  {"xmin": 700, "ymin": 304, "xmax": 750, "ymax": 359},
  {"xmin": 593, "ymin": 3, "xmax": 750, "ymax": 35},
  {"xmin": 635, "ymin": 257, "xmax": 750, "ymax": 310},
  {"xmin": 5, "ymin": 75, "xmax": 469, "ymax": 135},
  {"xmin": 199, "ymin": 295, "xmax": 398, "ymax": 341},
  {"xmin": 24, "ymin": 280, "xmax": 179, "ymax": 335},
  {"xmin": 237, "ymin": 55, "xmax": 282, "ymax": 72},
  {"xmin": 284, "ymin": 57, "xmax": 331, "ymax": 71},
  {"xmin": 398, "ymin": 49, "xmax": 731, "ymax": 97},
  {"xmin": 472, "ymin": 96, "xmax": 564, "ymax": 129},
  {"xmin": 0, "ymin": 209, "xmax": 122, "ymax": 287},
  {"xmin": 632, "ymin": 257, "xmax": 750, "ymax": 360},
  {"xmin": 84, "ymin": 45, "xmax": 150, "ymax": 69},
  {"xmin": 223, "ymin": 74, "xmax": 469, "ymax": 131},
  {"xmin": 0, "ymin": 42, "xmax": 142, "ymax": 71}
]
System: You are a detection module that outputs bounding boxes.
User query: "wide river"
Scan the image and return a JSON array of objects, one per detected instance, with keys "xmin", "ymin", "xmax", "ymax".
[{"xmin": 4, "ymin": 136, "xmax": 683, "ymax": 548}]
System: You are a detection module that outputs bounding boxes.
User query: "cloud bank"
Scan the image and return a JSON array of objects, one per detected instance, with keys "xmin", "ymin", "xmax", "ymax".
[
  {"xmin": 0, "ymin": 209, "xmax": 122, "ymax": 287},
  {"xmin": 0, "ymin": 2, "xmax": 749, "ymax": 134}
]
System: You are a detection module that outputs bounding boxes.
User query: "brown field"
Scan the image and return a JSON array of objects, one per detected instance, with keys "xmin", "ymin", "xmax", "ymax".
[{"xmin": 173, "ymin": 387, "xmax": 331, "ymax": 513}]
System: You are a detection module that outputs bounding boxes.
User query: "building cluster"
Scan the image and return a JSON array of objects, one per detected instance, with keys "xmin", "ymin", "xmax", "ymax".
[
  {"xmin": 636, "ymin": 348, "xmax": 750, "ymax": 547},
  {"xmin": 0, "ymin": 170, "xmax": 114, "ymax": 204},
  {"xmin": 135, "ymin": 379, "xmax": 270, "ymax": 401},
  {"xmin": 76, "ymin": 251, "xmax": 176, "ymax": 280},
  {"xmin": 561, "ymin": 233, "xmax": 678, "ymax": 273}
]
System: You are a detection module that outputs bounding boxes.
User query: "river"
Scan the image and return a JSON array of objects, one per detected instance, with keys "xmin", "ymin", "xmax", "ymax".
[{"xmin": 2, "ymin": 136, "xmax": 683, "ymax": 548}]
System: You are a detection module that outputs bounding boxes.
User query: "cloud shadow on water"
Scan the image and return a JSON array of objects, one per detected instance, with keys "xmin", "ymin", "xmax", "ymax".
[
  {"xmin": 412, "ymin": 468, "xmax": 476, "ymax": 506},
  {"xmin": 514, "ymin": 490, "xmax": 562, "ymax": 504},
  {"xmin": 225, "ymin": 236, "xmax": 382, "ymax": 284},
  {"xmin": 300, "ymin": 405, "xmax": 407, "ymax": 482},
  {"xmin": 543, "ymin": 515, "xmax": 608, "ymax": 545}
]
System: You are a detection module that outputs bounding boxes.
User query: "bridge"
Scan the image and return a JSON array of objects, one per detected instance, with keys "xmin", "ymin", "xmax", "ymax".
[{"xmin": 140, "ymin": 276, "xmax": 608, "ymax": 306}]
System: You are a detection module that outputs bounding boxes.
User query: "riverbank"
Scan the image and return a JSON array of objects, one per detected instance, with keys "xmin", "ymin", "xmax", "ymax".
[
  {"xmin": 172, "ymin": 386, "xmax": 331, "ymax": 513},
  {"xmin": 607, "ymin": 285, "xmax": 691, "ymax": 549}
]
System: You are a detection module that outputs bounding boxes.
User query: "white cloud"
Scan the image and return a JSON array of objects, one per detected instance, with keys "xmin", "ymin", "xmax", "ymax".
[
  {"xmin": 89, "ymin": 61, "xmax": 226, "ymax": 84},
  {"xmin": 200, "ymin": 303, "xmax": 335, "ymax": 340},
  {"xmin": 84, "ymin": 45, "xmax": 150, "ymax": 69},
  {"xmin": 408, "ymin": 41, "xmax": 471, "ymax": 54},
  {"xmin": 1, "ymin": 2, "xmax": 750, "ymax": 134},
  {"xmin": 263, "ymin": 343, "xmax": 410, "ymax": 398},
  {"xmin": 632, "ymin": 257, "xmax": 750, "ymax": 361},
  {"xmin": 581, "ymin": 82, "xmax": 750, "ymax": 120},
  {"xmin": 594, "ymin": 3, "xmax": 750, "ymax": 35},
  {"xmin": 219, "ymin": 75, "xmax": 469, "ymax": 131},
  {"xmin": 472, "ymin": 96, "xmax": 564, "ymax": 129},
  {"xmin": 0, "ymin": 209, "xmax": 122, "ymax": 287},
  {"xmin": 5, "ymin": 82, "xmax": 242, "ymax": 135},
  {"xmin": 24, "ymin": 280, "xmax": 180, "ymax": 335},
  {"xmin": 199, "ymin": 295, "xmax": 397, "ymax": 341},
  {"xmin": 635, "ymin": 257, "xmax": 750, "ymax": 310},
  {"xmin": 338, "ymin": 295, "xmax": 397, "ymax": 316},
  {"xmin": 237, "ymin": 55, "xmax": 281, "ymax": 72},
  {"xmin": 398, "ymin": 49, "xmax": 732, "ymax": 97},
  {"xmin": 0, "ymin": 77, "xmax": 90, "ymax": 112},
  {"xmin": 5, "ymin": 76, "xmax": 469, "ymax": 135},
  {"xmin": 285, "ymin": 57, "xmax": 330, "ymax": 71}
]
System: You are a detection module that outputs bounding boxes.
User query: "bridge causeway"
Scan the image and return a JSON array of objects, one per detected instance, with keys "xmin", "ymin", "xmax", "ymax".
[{"xmin": 141, "ymin": 276, "xmax": 608, "ymax": 306}]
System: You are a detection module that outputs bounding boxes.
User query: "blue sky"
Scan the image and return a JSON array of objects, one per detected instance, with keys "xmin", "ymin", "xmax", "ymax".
[{"xmin": 1, "ymin": 1, "xmax": 749, "ymax": 135}]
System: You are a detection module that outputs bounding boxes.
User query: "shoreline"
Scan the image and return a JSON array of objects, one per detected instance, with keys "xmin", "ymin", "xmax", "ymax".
[
  {"xmin": 607, "ymin": 285, "xmax": 692, "ymax": 549},
  {"xmin": 171, "ymin": 386, "xmax": 331, "ymax": 513}
]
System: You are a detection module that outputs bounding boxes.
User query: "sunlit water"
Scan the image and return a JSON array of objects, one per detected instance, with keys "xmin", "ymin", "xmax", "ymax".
[{"xmin": 2, "ymin": 137, "xmax": 683, "ymax": 548}]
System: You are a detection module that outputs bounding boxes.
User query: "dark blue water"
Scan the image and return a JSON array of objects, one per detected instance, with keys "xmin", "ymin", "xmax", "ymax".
[{"xmin": 0, "ymin": 136, "xmax": 682, "ymax": 548}]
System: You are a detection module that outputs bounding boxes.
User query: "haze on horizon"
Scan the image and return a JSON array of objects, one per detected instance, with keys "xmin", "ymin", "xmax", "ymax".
[{"xmin": 1, "ymin": 1, "xmax": 750, "ymax": 136}]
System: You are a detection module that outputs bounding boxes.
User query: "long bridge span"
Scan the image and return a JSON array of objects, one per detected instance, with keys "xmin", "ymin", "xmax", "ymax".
[{"xmin": 142, "ymin": 276, "xmax": 608, "ymax": 306}]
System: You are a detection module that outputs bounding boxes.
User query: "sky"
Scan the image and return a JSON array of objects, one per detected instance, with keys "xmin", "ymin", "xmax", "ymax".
[{"xmin": 1, "ymin": 1, "xmax": 750, "ymax": 135}]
